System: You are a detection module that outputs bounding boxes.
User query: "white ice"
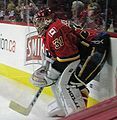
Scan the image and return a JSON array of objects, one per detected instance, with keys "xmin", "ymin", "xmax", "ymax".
[{"xmin": 0, "ymin": 76, "xmax": 61, "ymax": 120}]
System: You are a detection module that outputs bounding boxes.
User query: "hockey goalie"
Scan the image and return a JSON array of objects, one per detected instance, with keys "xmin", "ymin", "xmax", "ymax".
[{"xmin": 30, "ymin": 6, "xmax": 110, "ymax": 117}]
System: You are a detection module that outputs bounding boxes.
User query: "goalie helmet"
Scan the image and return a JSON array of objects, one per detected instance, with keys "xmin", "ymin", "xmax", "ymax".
[{"xmin": 33, "ymin": 7, "xmax": 54, "ymax": 36}]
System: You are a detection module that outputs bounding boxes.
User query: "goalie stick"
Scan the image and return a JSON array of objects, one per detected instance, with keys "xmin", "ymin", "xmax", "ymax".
[{"xmin": 9, "ymin": 87, "xmax": 44, "ymax": 116}]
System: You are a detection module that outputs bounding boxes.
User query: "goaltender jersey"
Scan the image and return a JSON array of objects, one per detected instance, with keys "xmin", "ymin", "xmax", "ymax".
[
  {"xmin": 42, "ymin": 19, "xmax": 106, "ymax": 63},
  {"xmin": 42, "ymin": 19, "xmax": 80, "ymax": 62}
]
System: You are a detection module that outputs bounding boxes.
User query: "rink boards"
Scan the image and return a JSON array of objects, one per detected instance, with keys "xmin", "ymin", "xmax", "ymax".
[
  {"xmin": 0, "ymin": 21, "xmax": 117, "ymax": 107},
  {"xmin": 61, "ymin": 95, "xmax": 117, "ymax": 120}
]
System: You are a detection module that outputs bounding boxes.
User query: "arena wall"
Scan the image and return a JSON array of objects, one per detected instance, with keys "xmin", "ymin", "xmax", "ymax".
[{"xmin": 0, "ymin": 21, "xmax": 117, "ymax": 107}]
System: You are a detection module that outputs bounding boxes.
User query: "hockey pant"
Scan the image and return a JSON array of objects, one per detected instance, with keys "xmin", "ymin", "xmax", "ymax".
[{"xmin": 69, "ymin": 32, "xmax": 110, "ymax": 90}]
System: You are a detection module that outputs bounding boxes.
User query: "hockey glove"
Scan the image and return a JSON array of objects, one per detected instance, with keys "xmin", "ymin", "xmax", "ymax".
[{"xmin": 30, "ymin": 66, "xmax": 47, "ymax": 87}]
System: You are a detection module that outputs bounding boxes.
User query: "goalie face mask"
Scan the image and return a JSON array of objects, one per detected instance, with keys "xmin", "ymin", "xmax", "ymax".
[
  {"xmin": 33, "ymin": 7, "xmax": 54, "ymax": 36},
  {"xmin": 34, "ymin": 16, "xmax": 53, "ymax": 36}
]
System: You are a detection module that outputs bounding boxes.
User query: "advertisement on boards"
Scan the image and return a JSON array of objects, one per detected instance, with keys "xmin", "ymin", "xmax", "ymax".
[{"xmin": 25, "ymin": 31, "xmax": 45, "ymax": 65}]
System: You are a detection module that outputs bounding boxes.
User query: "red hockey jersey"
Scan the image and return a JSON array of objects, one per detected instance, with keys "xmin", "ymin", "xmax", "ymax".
[
  {"xmin": 42, "ymin": 19, "xmax": 103, "ymax": 62},
  {"xmin": 42, "ymin": 19, "xmax": 80, "ymax": 62}
]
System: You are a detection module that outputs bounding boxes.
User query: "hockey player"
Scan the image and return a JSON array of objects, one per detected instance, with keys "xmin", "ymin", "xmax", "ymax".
[
  {"xmin": 83, "ymin": 2, "xmax": 104, "ymax": 30},
  {"xmin": 31, "ymin": 6, "xmax": 110, "ymax": 117},
  {"xmin": 71, "ymin": 0, "xmax": 85, "ymax": 26}
]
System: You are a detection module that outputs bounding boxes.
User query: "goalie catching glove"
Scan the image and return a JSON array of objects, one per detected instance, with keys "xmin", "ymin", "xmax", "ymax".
[
  {"xmin": 30, "ymin": 64, "xmax": 61, "ymax": 87},
  {"xmin": 30, "ymin": 66, "xmax": 47, "ymax": 87}
]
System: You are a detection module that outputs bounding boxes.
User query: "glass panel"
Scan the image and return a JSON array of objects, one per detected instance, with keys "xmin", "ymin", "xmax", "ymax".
[
  {"xmin": 97, "ymin": 0, "xmax": 117, "ymax": 33},
  {"xmin": 0, "ymin": 0, "xmax": 117, "ymax": 34}
]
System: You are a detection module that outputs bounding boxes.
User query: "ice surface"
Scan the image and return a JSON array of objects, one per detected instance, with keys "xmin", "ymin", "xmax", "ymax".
[{"xmin": 0, "ymin": 76, "xmax": 61, "ymax": 120}]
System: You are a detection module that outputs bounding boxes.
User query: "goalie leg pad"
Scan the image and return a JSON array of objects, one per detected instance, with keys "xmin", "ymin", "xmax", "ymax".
[
  {"xmin": 69, "ymin": 72, "xmax": 89, "ymax": 106},
  {"xmin": 57, "ymin": 60, "xmax": 87, "ymax": 115},
  {"xmin": 48, "ymin": 84, "xmax": 66, "ymax": 117},
  {"xmin": 45, "ymin": 64, "xmax": 61, "ymax": 80},
  {"xmin": 53, "ymin": 60, "xmax": 87, "ymax": 116},
  {"xmin": 48, "ymin": 60, "xmax": 87, "ymax": 116},
  {"xmin": 44, "ymin": 64, "xmax": 61, "ymax": 86},
  {"xmin": 47, "ymin": 100, "xmax": 66, "ymax": 117},
  {"xmin": 59, "ymin": 84, "xmax": 86, "ymax": 115}
]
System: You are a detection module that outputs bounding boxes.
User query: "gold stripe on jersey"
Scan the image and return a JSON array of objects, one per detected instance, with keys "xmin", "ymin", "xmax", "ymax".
[
  {"xmin": 78, "ymin": 47, "xmax": 95, "ymax": 77},
  {"xmin": 85, "ymin": 50, "xmax": 107, "ymax": 81},
  {"xmin": 81, "ymin": 41, "xmax": 90, "ymax": 47},
  {"xmin": 57, "ymin": 55, "xmax": 80, "ymax": 62}
]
